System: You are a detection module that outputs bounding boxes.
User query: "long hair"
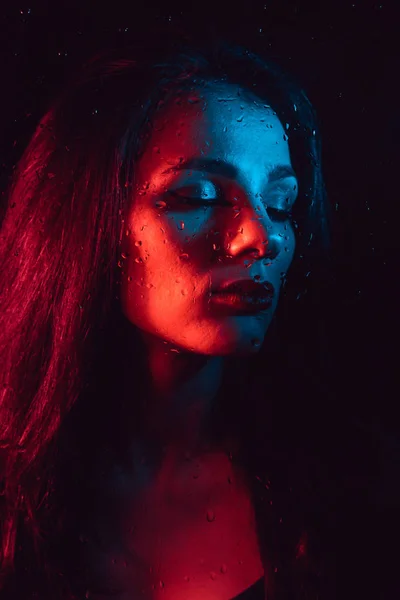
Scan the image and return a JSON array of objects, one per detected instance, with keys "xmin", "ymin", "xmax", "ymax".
[{"xmin": 0, "ymin": 26, "xmax": 338, "ymax": 599}]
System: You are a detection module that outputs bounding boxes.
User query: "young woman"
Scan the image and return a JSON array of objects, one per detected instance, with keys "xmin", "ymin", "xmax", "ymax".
[{"xmin": 0, "ymin": 27, "xmax": 393, "ymax": 600}]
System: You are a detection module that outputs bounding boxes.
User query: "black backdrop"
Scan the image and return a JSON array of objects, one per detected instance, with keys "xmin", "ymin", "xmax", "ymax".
[{"xmin": 0, "ymin": 0, "xmax": 398, "ymax": 436}]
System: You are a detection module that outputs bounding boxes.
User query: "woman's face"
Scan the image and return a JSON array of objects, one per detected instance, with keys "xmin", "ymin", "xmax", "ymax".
[{"xmin": 120, "ymin": 81, "xmax": 298, "ymax": 356}]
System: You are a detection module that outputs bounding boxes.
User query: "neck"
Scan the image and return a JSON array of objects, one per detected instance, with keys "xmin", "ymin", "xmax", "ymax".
[{"xmin": 138, "ymin": 332, "xmax": 225, "ymax": 455}]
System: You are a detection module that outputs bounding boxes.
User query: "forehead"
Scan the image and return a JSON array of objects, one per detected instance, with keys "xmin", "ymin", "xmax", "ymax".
[{"xmin": 137, "ymin": 81, "xmax": 290, "ymax": 186}]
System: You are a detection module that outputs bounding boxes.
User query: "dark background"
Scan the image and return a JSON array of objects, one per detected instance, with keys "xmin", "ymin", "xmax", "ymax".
[{"xmin": 0, "ymin": 0, "xmax": 398, "ymax": 436}]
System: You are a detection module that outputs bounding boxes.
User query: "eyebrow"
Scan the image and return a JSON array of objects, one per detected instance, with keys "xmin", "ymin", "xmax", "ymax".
[{"xmin": 161, "ymin": 158, "xmax": 297, "ymax": 183}]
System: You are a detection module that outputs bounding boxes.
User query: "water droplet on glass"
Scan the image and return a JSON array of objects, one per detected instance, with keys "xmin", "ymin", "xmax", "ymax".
[
  {"xmin": 251, "ymin": 338, "xmax": 261, "ymax": 348},
  {"xmin": 184, "ymin": 575, "xmax": 190, "ymax": 582},
  {"xmin": 233, "ymin": 206, "xmax": 241, "ymax": 218},
  {"xmin": 210, "ymin": 571, "xmax": 217, "ymax": 580},
  {"xmin": 134, "ymin": 240, "xmax": 142, "ymax": 247},
  {"xmin": 181, "ymin": 289, "xmax": 188, "ymax": 296},
  {"xmin": 178, "ymin": 221, "xmax": 185, "ymax": 230},
  {"xmin": 283, "ymin": 134, "xmax": 288, "ymax": 141},
  {"xmin": 236, "ymin": 115, "xmax": 244, "ymax": 122},
  {"xmin": 155, "ymin": 200, "xmax": 166, "ymax": 209},
  {"xmin": 220, "ymin": 564, "xmax": 228, "ymax": 574},
  {"xmin": 179, "ymin": 253, "xmax": 189, "ymax": 260},
  {"xmin": 206, "ymin": 510, "xmax": 216, "ymax": 522}
]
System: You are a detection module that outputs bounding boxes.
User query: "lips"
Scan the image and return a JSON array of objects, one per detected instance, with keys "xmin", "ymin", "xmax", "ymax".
[{"xmin": 212, "ymin": 279, "xmax": 275, "ymax": 298}]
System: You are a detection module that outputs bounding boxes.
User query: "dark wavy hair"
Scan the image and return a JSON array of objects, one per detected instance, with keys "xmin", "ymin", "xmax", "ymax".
[{"xmin": 0, "ymin": 25, "xmax": 371, "ymax": 600}]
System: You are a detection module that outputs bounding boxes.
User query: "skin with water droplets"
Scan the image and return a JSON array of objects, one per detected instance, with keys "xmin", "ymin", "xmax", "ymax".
[{"xmin": 120, "ymin": 80, "xmax": 297, "ymax": 359}]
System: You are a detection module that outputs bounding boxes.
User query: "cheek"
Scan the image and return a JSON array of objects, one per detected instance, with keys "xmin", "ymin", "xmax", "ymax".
[
  {"xmin": 142, "ymin": 214, "xmax": 217, "ymax": 277},
  {"xmin": 122, "ymin": 227, "xmax": 206, "ymax": 308},
  {"xmin": 282, "ymin": 225, "xmax": 296, "ymax": 263}
]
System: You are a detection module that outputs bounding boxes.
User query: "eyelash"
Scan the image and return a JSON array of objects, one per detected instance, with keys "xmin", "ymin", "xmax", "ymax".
[
  {"xmin": 167, "ymin": 190, "xmax": 293, "ymax": 221},
  {"xmin": 266, "ymin": 207, "xmax": 293, "ymax": 222}
]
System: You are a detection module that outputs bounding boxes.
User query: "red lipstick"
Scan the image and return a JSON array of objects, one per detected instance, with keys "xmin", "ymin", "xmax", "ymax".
[{"xmin": 210, "ymin": 279, "xmax": 274, "ymax": 314}]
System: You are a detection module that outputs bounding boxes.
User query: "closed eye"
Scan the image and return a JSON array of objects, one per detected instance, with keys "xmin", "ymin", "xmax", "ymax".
[
  {"xmin": 166, "ymin": 190, "xmax": 293, "ymax": 221},
  {"xmin": 266, "ymin": 207, "xmax": 293, "ymax": 222},
  {"xmin": 167, "ymin": 190, "xmax": 229, "ymax": 207}
]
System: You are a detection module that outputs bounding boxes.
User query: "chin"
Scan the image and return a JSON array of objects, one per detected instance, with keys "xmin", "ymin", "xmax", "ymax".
[
  {"xmin": 179, "ymin": 316, "xmax": 271, "ymax": 357},
  {"xmin": 204, "ymin": 338, "xmax": 266, "ymax": 357}
]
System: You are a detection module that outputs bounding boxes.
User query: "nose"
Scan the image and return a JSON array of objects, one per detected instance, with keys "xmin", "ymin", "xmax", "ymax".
[{"xmin": 225, "ymin": 204, "xmax": 281, "ymax": 261}]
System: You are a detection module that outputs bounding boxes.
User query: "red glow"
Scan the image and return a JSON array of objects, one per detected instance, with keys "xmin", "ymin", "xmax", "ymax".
[{"xmin": 82, "ymin": 450, "xmax": 265, "ymax": 599}]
